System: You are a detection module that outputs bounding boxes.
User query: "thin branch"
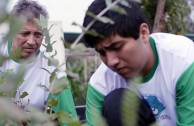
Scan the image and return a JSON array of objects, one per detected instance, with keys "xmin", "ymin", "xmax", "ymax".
[
  {"xmin": 71, "ymin": 0, "xmax": 122, "ymax": 49},
  {"xmin": 153, "ymin": 0, "xmax": 166, "ymax": 32}
]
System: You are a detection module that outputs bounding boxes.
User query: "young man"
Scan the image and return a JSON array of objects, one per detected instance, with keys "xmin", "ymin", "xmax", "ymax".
[
  {"xmin": 0, "ymin": 0, "xmax": 77, "ymax": 123},
  {"xmin": 82, "ymin": 0, "xmax": 194, "ymax": 126}
]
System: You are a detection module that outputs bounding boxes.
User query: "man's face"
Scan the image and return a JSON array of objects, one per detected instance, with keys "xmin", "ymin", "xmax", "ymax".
[
  {"xmin": 12, "ymin": 21, "xmax": 44, "ymax": 59},
  {"xmin": 95, "ymin": 33, "xmax": 153, "ymax": 79}
]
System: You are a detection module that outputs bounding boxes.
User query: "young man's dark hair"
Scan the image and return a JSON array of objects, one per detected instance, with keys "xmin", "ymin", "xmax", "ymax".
[{"xmin": 83, "ymin": 0, "xmax": 151, "ymax": 47}]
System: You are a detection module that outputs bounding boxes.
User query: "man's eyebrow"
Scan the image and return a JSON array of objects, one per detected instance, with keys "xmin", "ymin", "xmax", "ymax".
[
  {"xmin": 20, "ymin": 29, "xmax": 29, "ymax": 31},
  {"xmin": 96, "ymin": 41, "xmax": 122, "ymax": 51},
  {"xmin": 19, "ymin": 31, "xmax": 30, "ymax": 33},
  {"xmin": 95, "ymin": 39, "xmax": 124, "ymax": 50},
  {"xmin": 108, "ymin": 42, "xmax": 119, "ymax": 47},
  {"xmin": 105, "ymin": 41, "xmax": 122, "ymax": 50}
]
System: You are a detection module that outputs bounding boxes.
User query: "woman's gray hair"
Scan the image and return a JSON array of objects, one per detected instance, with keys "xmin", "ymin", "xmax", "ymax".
[{"xmin": 11, "ymin": 0, "xmax": 49, "ymax": 21}]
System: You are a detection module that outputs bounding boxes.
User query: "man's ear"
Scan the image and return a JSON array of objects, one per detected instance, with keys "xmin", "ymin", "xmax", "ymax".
[{"xmin": 139, "ymin": 23, "xmax": 150, "ymax": 43}]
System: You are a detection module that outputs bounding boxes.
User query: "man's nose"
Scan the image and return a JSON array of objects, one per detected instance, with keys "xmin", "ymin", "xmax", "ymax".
[
  {"xmin": 106, "ymin": 51, "xmax": 119, "ymax": 68},
  {"xmin": 27, "ymin": 35, "xmax": 36, "ymax": 45}
]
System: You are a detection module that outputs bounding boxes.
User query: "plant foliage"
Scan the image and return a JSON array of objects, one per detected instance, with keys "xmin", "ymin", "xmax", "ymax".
[{"xmin": 142, "ymin": 0, "xmax": 190, "ymax": 34}]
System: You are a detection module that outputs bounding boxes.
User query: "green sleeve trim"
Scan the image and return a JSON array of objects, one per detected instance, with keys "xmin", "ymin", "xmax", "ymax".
[
  {"xmin": 176, "ymin": 62, "xmax": 194, "ymax": 125},
  {"xmin": 48, "ymin": 77, "xmax": 77, "ymax": 126},
  {"xmin": 86, "ymin": 84, "xmax": 105, "ymax": 126},
  {"xmin": 143, "ymin": 37, "xmax": 159, "ymax": 82}
]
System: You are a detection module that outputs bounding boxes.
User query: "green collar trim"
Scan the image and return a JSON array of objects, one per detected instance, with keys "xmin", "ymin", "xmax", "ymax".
[{"xmin": 143, "ymin": 37, "xmax": 159, "ymax": 83}]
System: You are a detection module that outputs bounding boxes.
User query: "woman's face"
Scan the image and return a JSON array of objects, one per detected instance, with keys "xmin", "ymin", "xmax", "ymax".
[{"xmin": 12, "ymin": 21, "xmax": 44, "ymax": 59}]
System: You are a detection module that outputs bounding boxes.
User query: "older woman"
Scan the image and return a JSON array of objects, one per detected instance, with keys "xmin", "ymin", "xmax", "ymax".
[{"xmin": 0, "ymin": 0, "xmax": 77, "ymax": 123}]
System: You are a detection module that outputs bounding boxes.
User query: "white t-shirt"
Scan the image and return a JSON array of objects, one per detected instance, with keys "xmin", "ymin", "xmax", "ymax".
[
  {"xmin": 86, "ymin": 33, "xmax": 194, "ymax": 126},
  {"xmin": 0, "ymin": 36, "xmax": 65, "ymax": 110}
]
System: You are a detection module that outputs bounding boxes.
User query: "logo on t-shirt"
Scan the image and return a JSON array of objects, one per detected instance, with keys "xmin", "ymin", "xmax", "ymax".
[{"xmin": 143, "ymin": 95, "xmax": 166, "ymax": 119}]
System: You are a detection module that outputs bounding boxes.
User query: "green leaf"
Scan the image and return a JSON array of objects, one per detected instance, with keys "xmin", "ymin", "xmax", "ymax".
[
  {"xmin": 46, "ymin": 42, "xmax": 53, "ymax": 52},
  {"xmin": 67, "ymin": 118, "xmax": 81, "ymax": 126},
  {"xmin": 105, "ymin": 0, "xmax": 112, "ymax": 7},
  {"xmin": 57, "ymin": 111, "xmax": 70, "ymax": 123},
  {"xmin": 120, "ymin": 0, "xmax": 131, "ymax": 7},
  {"xmin": 51, "ymin": 50, "xmax": 57, "ymax": 57},
  {"xmin": 111, "ymin": 5, "xmax": 127, "ymax": 15},
  {"xmin": 51, "ymin": 77, "xmax": 69, "ymax": 96},
  {"xmin": 20, "ymin": 91, "xmax": 28, "ymax": 98},
  {"xmin": 0, "ymin": 98, "xmax": 28, "ymax": 122},
  {"xmin": 47, "ymin": 57, "xmax": 59, "ymax": 67},
  {"xmin": 132, "ymin": 75, "xmax": 143, "ymax": 84},
  {"xmin": 7, "ymin": 17, "xmax": 24, "ymax": 39},
  {"xmin": 85, "ymin": 29, "xmax": 104, "ymax": 38},
  {"xmin": 40, "ymin": 14, "xmax": 48, "ymax": 28},
  {"xmin": 73, "ymin": 43, "xmax": 86, "ymax": 52},
  {"xmin": 44, "ymin": 30, "xmax": 50, "ymax": 44},
  {"xmin": 66, "ymin": 70, "xmax": 79, "ymax": 80},
  {"xmin": 87, "ymin": 11, "xmax": 115, "ymax": 24},
  {"xmin": 56, "ymin": 110, "xmax": 81, "ymax": 125},
  {"xmin": 98, "ymin": 16, "xmax": 115, "ymax": 24},
  {"xmin": 0, "ymin": 67, "xmax": 25, "ymax": 97},
  {"xmin": 34, "ymin": 14, "xmax": 48, "ymax": 29},
  {"xmin": 72, "ymin": 22, "xmax": 83, "ymax": 28},
  {"xmin": 121, "ymin": 90, "xmax": 139, "ymax": 126},
  {"xmin": 49, "ymin": 71, "xmax": 56, "ymax": 84},
  {"xmin": 0, "ymin": 55, "xmax": 8, "ymax": 67},
  {"xmin": 46, "ymin": 98, "xmax": 58, "ymax": 107},
  {"xmin": 34, "ymin": 18, "xmax": 42, "ymax": 27},
  {"xmin": 0, "ymin": 69, "xmax": 13, "ymax": 84}
]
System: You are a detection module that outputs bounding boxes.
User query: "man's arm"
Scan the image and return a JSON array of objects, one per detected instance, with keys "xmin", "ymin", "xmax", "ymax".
[
  {"xmin": 176, "ymin": 62, "xmax": 194, "ymax": 125},
  {"xmin": 86, "ymin": 84, "xmax": 105, "ymax": 126},
  {"xmin": 48, "ymin": 77, "xmax": 77, "ymax": 125}
]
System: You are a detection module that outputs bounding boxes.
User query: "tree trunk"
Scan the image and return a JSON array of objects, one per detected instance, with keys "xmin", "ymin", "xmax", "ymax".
[{"xmin": 153, "ymin": 0, "xmax": 166, "ymax": 32}]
